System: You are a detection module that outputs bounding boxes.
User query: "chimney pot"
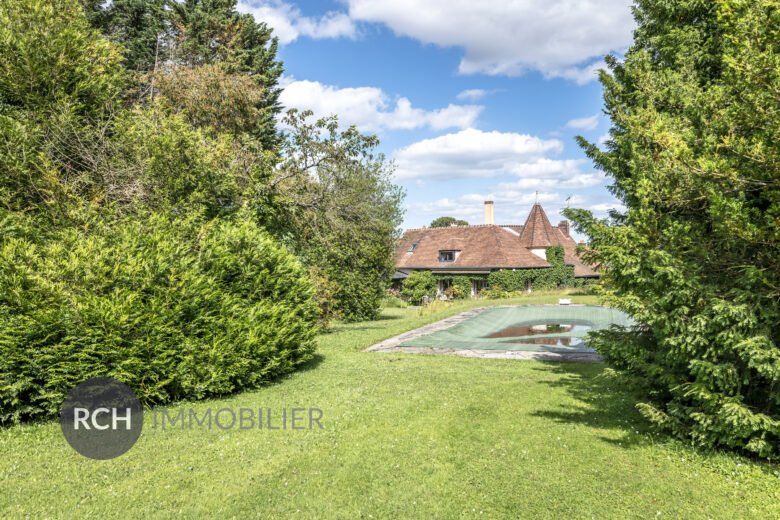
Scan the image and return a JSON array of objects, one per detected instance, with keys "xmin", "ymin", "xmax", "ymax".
[
  {"xmin": 578, "ymin": 239, "xmax": 585, "ymax": 245},
  {"xmin": 484, "ymin": 201, "xmax": 494, "ymax": 225}
]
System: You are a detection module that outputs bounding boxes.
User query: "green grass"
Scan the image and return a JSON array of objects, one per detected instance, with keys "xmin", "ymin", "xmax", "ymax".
[{"xmin": 1, "ymin": 292, "xmax": 779, "ymax": 518}]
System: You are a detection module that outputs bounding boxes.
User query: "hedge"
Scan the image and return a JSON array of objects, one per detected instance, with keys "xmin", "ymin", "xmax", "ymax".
[{"xmin": 0, "ymin": 210, "xmax": 319, "ymax": 424}]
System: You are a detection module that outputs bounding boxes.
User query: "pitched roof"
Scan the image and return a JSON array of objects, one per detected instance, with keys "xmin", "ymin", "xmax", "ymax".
[
  {"xmin": 518, "ymin": 203, "xmax": 560, "ymax": 248},
  {"xmin": 396, "ymin": 225, "xmax": 550, "ymax": 270},
  {"xmin": 396, "ymin": 204, "xmax": 600, "ymax": 277}
]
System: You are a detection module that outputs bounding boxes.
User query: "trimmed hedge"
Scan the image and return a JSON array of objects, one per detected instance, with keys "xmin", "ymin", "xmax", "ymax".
[{"xmin": 0, "ymin": 210, "xmax": 319, "ymax": 424}]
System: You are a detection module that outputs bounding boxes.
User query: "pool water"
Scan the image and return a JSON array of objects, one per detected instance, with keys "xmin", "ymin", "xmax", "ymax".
[
  {"xmin": 482, "ymin": 321, "xmax": 592, "ymax": 347},
  {"xmin": 483, "ymin": 323, "xmax": 592, "ymax": 338}
]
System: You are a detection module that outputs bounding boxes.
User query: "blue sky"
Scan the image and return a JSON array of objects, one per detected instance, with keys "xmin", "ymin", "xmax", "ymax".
[{"xmin": 237, "ymin": 0, "xmax": 636, "ymax": 238}]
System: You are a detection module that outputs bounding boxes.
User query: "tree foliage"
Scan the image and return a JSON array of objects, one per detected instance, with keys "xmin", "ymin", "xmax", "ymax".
[
  {"xmin": 430, "ymin": 216, "xmax": 468, "ymax": 228},
  {"xmin": 269, "ymin": 110, "xmax": 405, "ymax": 321},
  {"xmin": 0, "ymin": 209, "xmax": 317, "ymax": 423},
  {"xmin": 564, "ymin": 0, "xmax": 779, "ymax": 457},
  {"xmin": 0, "ymin": 0, "xmax": 325, "ymax": 424},
  {"xmin": 401, "ymin": 271, "xmax": 437, "ymax": 305}
]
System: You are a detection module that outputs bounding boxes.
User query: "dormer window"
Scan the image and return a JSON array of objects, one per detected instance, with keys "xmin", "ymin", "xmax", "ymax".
[
  {"xmin": 439, "ymin": 250, "xmax": 456, "ymax": 263},
  {"xmin": 407, "ymin": 243, "xmax": 417, "ymax": 253}
]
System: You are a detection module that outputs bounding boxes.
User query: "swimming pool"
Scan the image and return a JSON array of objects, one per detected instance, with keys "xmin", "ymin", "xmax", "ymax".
[{"xmin": 398, "ymin": 305, "xmax": 633, "ymax": 353}]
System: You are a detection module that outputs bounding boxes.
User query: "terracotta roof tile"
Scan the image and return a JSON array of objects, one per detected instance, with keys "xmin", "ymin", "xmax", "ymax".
[
  {"xmin": 395, "ymin": 204, "xmax": 600, "ymax": 277},
  {"xmin": 518, "ymin": 203, "xmax": 560, "ymax": 248},
  {"xmin": 396, "ymin": 225, "xmax": 550, "ymax": 270}
]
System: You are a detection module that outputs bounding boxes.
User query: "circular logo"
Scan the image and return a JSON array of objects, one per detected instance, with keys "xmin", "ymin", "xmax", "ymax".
[{"xmin": 60, "ymin": 377, "xmax": 143, "ymax": 460}]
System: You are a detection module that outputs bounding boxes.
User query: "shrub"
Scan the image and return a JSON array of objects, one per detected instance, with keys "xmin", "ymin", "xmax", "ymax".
[
  {"xmin": 382, "ymin": 288, "xmax": 408, "ymax": 308},
  {"xmin": 0, "ymin": 210, "xmax": 319, "ymax": 424},
  {"xmin": 401, "ymin": 271, "xmax": 437, "ymax": 304},
  {"xmin": 308, "ymin": 265, "xmax": 341, "ymax": 330}
]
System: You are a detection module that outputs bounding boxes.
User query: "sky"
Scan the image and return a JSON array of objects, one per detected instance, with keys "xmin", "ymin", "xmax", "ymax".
[{"xmin": 237, "ymin": 0, "xmax": 636, "ymax": 239}]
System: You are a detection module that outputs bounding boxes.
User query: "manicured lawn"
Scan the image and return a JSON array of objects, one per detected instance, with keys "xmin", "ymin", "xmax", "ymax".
[{"xmin": 1, "ymin": 292, "xmax": 779, "ymax": 518}]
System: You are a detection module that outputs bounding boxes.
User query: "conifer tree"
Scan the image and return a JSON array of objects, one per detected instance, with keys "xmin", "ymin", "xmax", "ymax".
[{"xmin": 565, "ymin": 0, "xmax": 779, "ymax": 457}]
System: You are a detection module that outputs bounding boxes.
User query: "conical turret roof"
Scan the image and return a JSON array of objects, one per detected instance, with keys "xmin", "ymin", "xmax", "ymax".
[{"xmin": 518, "ymin": 203, "xmax": 560, "ymax": 248}]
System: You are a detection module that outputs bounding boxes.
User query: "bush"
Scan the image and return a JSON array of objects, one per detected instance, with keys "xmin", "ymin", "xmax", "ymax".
[
  {"xmin": 381, "ymin": 288, "xmax": 408, "ymax": 308},
  {"xmin": 308, "ymin": 266, "xmax": 341, "ymax": 330},
  {"xmin": 401, "ymin": 271, "xmax": 437, "ymax": 304},
  {"xmin": 0, "ymin": 210, "xmax": 319, "ymax": 424}
]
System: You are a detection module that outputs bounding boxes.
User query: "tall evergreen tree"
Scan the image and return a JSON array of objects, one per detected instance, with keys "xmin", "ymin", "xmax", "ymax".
[
  {"xmin": 85, "ymin": 0, "xmax": 169, "ymax": 74},
  {"xmin": 565, "ymin": 0, "xmax": 779, "ymax": 457},
  {"xmin": 170, "ymin": 0, "xmax": 283, "ymax": 148}
]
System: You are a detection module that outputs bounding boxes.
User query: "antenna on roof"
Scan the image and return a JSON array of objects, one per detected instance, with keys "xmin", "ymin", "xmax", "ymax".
[{"xmin": 535, "ymin": 191, "xmax": 539, "ymax": 204}]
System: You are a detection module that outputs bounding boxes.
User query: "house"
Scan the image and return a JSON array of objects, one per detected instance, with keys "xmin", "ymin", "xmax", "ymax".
[{"xmin": 393, "ymin": 201, "xmax": 599, "ymax": 296}]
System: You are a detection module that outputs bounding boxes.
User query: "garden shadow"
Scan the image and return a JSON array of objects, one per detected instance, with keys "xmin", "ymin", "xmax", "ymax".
[{"xmin": 529, "ymin": 362, "xmax": 653, "ymax": 449}]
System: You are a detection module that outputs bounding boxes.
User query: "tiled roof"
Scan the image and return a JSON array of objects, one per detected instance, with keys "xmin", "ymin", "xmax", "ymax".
[
  {"xmin": 396, "ymin": 204, "xmax": 600, "ymax": 277},
  {"xmin": 396, "ymin": 225, "xmax": 550, "ymax": 270},
  {"xmin": 518, "ymin": 203, "xmax": 560, "ymax": 248}
]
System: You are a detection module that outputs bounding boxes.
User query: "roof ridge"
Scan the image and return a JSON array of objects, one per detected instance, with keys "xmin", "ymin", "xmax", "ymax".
[{"xmin": 403, "ymin": 223, "xmax": 499, "ymax": 232}]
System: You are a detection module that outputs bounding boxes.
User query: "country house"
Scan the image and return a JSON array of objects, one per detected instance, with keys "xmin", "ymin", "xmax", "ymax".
[{"xmin": 394, "ymin": 201, "xmax": 599, "ymax": 296}]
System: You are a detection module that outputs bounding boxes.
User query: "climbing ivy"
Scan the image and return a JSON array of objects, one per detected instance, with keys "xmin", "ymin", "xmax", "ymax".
[{"xmin": 486, "ymin": 247, "xmax": 583, "ymax": 292}]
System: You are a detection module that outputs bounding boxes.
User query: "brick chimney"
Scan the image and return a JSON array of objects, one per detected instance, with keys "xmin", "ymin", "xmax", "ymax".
[
  {"xmin": 558, "ymin": 220, "xmax": 570, "ymax": 236},
  {"xmin": 484, "ymin": 201, "xmax": 494, "ymax": 225}
]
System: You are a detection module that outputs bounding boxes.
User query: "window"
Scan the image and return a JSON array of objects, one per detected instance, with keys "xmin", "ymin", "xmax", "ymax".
[
  {"xmin": 475, "ymin": 280, "xmax": 489, "ymax": 291},
  {"xmin": 438, "ymin": 250, "xmax": 456, "ymax": 262},
  {"xmin": 407, "ymin": 243, "xmax": 417, "ymax": 253}
]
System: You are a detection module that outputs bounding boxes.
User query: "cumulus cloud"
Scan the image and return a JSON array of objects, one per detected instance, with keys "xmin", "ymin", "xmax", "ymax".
[
  {"xmin": 345, "ymin": 1, "xmax": 633, "ymax": 82},
  {"xmin": 407, "ymin": 191, "xmax": 567, "ymax": 225},
  {"xmin": 406, "ymin": 192, "xmax": 620, "ymax": 230},
  {"xmin": 237, "ymin": 1, "xmax": 356, "ymax": 45},
  {"xmin": 279, "ymin": 79, "xmax": 482, "ymax": 132},
  {"xmin": 393, "ymin": 129, "xmax": 571, "ymax": 181},
  {"xmin": 565, "ymin": 114, "xmax": 600, "ymax": 131}
]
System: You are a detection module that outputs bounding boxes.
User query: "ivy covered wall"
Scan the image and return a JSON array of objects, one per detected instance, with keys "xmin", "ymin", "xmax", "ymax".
[{"xmin": 430, "ymin": 246, "xmax": 596, "ymax": 298}]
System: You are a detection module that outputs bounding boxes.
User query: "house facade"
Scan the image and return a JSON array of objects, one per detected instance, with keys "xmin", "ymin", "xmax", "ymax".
[{"xmin": 393, "ymin": 201, "xmax": 599, "ymax": 296}]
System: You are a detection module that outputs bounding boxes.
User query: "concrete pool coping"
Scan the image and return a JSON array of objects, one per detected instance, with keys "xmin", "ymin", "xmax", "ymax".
[{"xmin": 364, "ymin": 305, "xmax": 604, "ymax": 362}]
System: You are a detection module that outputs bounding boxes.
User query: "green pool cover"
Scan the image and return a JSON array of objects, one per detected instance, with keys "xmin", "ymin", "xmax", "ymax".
[{"xmin": 399, "ymin": 305, "xmax": 634, "ymax": 352}]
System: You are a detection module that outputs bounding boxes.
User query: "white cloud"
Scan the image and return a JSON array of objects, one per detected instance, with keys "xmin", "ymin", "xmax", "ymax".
[
  {"xmin": 565, "ymin": 115, "xmax": 600, "ymax": 131},
  {"xmin": 237, "ymin": 1, "xmax": 356, "ymax": 45},
  {"xmin": 495, "ymin": 173, "xmax": 605, "ymax": 191},
  {"xmin": 597, "ymin": 132, "xmax": 611, "ymax": 148},
  {"xmin": 345, "ymin": 1, "xmax": 633, "ymax": 82},
  {"xmin": 406, "ymin": 193, "xmax": 620, "ymax": 232},
  {"xmin": 455, "ymin": 89, "xmax": 500, "ymax": 101},
  {"xmin": 393, "ymin": 129, "xmax": 570, "ymax": 181},
  {"xmin": 407, "ymin": 191, "xmax": 566, "ymax": 225},
  {"xmin": 279, "ymin": 79, "xmax": 482, "ymax": 132},
  {"xmin": 545, "ymin": 60, "xmax": 608, "ymax": 85},
  {"xmin": 588, "ymin": 202, "xmax": 626, "ymax": 214}
]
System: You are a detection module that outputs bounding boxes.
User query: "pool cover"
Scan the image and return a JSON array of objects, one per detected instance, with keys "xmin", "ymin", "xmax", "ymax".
[{"xmin": 398, "ymin": 305, "xmax": 634, "ymax": 352}]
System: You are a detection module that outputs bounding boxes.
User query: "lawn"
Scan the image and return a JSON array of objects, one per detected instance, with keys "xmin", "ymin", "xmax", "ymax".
[{"xmin": 1, "ymin": 292, "xmax": 778, "ymax": 518}]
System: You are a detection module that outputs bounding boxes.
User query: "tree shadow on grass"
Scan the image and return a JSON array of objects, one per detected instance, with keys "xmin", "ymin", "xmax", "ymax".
[
  {"xmin": 321, "ymin": 312, "xmax": 407, "ymax": 335},
  {"xmin": 529, "ymin": 362, "xmax": 654, "ymax": 449}
]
